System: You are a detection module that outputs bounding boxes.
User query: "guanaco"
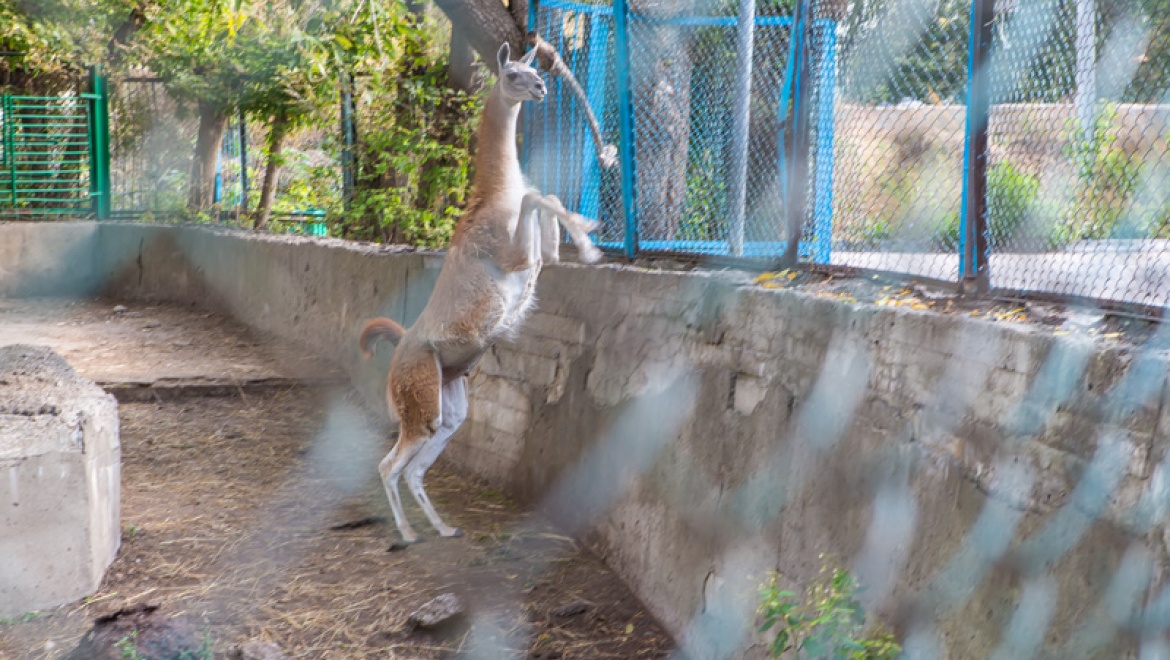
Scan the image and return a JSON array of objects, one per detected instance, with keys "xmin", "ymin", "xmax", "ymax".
[{"xmin": 359, "ymin": 43, "xmax": 601, "ymax": 545}]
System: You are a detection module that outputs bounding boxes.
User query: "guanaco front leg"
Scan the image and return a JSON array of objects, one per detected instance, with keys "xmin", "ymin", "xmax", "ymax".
[
  {"xmin": 520, "ymin": 191, "xmax": 603, "ymax": 264},
  {"xmin": 520, "ymin": 192, "xmax": 560, "ymax": 263},
  {"xmin": 506, "ymin": 193, "xmax": 543, "ymax": 271}
]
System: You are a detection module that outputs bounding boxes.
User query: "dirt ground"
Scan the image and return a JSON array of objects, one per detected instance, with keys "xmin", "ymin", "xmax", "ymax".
[
  {"xmin": 0, "ymin": 300, "xmax": 673, "ymax": 659},
  {"xmin": 0, "ymin": 298, "xmax": 341, "ymax": 386}
]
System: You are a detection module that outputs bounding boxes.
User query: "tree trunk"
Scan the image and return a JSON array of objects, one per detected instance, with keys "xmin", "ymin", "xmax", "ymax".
[
  {"xmin": 254, "ymin": 110, "xmax": 289, "ymax": 230},
  {"xmin": 447, "ymin": 28, "xmax": 478, "ymax": 92},
  {"xmin": 431, "ymin": 0, "xmax": 525, "ymax": 74},
  {"xmin": 628, "ymin": 0, "xmax": 696, "ymax": 241},
  {"xmin": 188, "ymin": 101, "xmax": 229, "ymax": 211},
  {"xmin": 509, "ymin": 0, "xmax": 529, "ymax": 33}
]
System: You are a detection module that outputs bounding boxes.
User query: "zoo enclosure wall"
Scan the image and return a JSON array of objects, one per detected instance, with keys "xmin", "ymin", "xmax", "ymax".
[
  {"xmin": 2, "ymin": 220, "xmax": 1167, "ymax": 658},
  {"xmin": 524, "ymin": 0, "xmax": 1170, "ymax": 312}
]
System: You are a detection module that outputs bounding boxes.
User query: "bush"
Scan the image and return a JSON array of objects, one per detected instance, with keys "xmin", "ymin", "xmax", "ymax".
[
  {"xmin": 1059, "ymin": 103, "xmax": 1146, "ymax": 243},
  {"xmin": 758, "ymin": 558, "xmax": 900, "ymax": 660},
  {"xmin": 987, "ymin": 160, "xmax": 1041, "ymax": 249},
  {"xmin": 336, "ymin": 16, "xmax": 484, "ymax": 248}
]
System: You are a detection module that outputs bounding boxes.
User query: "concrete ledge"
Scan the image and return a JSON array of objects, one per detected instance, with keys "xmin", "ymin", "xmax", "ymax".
[{"xmin": 0, "ymin": 344, "xmax": 120, "ymax": 618}]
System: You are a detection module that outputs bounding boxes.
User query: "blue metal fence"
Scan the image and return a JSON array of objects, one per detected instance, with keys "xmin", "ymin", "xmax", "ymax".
[
  {"xmin": 525, "ymin": 0, "xmax": 1170, "ymax": 311},
  {"xmin": 524, "ymin": 0, "xmax": 837, "ymax": 262}
]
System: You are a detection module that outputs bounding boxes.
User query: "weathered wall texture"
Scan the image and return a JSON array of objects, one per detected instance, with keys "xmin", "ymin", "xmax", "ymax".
[
  {"xmin": 2, "ymin": 221, "xmax": 1166, "ymax": 657},
  {"xmin": 0, "ymin": 344, "xmax": 121, "ymax": 618}
]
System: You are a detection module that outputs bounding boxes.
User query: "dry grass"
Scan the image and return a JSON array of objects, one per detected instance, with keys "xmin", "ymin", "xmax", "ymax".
[{"xmin": 0, "ymin": 388, "xmax": 671, "ymax": 659}]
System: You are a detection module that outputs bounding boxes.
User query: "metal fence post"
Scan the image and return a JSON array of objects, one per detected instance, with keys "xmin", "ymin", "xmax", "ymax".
[
  {"xmin": 579, "ymin": 13, "xmax": 610, "ymax": 222},
  {"xmin": 727, "ymin": 0, "xmax": 756, "ymax": 257},
  {"xmin": 1074, "ymin": 0, "xmax": 1096, "ymax": 142},
  {"xmin": 811, "ymin": 19, "xmax": 837, "ymax": 265},
  {"xmin": 780, "ymin": 0, "xmax": 813, "ymax": 268},
  {"xmin": 3, "ymin": 94, "xmax": 15, "ymax": 207},
  {"xmin": 238, "ymin": 107, "xmax": 249, "ymax": 215},
  {"xmin": 960, "ymin": 0, "xmax": 993, "ymax": 293},
  {"xmin": 89, "ymin": 65, "xmax": 111, "ymax": 220},
  {"xmin": 612, "ymin": 0, "xmax": 638, "ymax": 258},
  {"xmin": 340, "ymin": 73, "xmax": 356, "ymax": 212}
]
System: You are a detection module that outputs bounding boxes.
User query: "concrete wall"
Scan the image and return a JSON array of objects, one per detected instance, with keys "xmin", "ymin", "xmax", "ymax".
[{"xmin": 3, "ymin": 221, "xmax": 1166, "ymax": 657}]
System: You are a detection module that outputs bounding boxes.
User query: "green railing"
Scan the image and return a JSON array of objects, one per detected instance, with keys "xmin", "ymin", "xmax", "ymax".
[{"xmin": 0, "ymin": 67, "xmax": 110, "ymax": 218}]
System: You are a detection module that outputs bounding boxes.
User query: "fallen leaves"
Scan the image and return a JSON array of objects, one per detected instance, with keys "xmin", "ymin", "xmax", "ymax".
[
  {"xmin": 754, "ymin": 269, "xmax": 798, "ymax": 289},
  {"xmin": 874, "ymin": 288, "xmax": 931, "ymax": 310}
]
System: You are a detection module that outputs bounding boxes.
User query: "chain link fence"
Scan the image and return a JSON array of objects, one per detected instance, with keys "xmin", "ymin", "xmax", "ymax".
[
  {"xmin": 109, "ymin": 75, "xmax": 254, "ymax": 221},
  {"xmin": 109, "ymin": 76, "xmax": 195, "ymax": 219},
  {"xmin": 986, "ymin": 0, "xmax": 1170, "ymax": 307},
  {"xmin": 529, "ymin": 0, "xmax": 1170, "ymax": 311}
]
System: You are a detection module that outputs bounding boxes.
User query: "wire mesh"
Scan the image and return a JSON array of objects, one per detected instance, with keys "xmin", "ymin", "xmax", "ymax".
[
  {"xmin": 108, "ymin": 77, "xmax": 197, "ymax": 219},
  {"xmin": 814, "ymin": 0, "xmax": 970, "ymax": 281},
  {"xmin": 526, "ymin": 0, "xmax": 627, "ymax": 250},
  {"xmin": 529, "ymin": 0, "xmax": 833, "ymax": 258},
  {"xmin": 987, "ymin": 0, "xmax": 1170, "ymax": 308},
  {"xmin": 108, "ymin": 77, "xmax": 253, "ymax": 221},
  {"xmin": 625, "ymin": 3, "xmax": 801, "ymax": 256}
]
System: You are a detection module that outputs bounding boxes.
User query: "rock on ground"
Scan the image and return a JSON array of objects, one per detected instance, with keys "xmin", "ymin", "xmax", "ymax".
[{"xmin": 63, "ymin": 604, "xmax": 202, "ymax": 659}]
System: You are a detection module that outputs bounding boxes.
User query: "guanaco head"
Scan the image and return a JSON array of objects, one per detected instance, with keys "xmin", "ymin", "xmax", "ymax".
[{"xmin": 496, "ymin": 42, "xmax": 546, "ymax": 104}]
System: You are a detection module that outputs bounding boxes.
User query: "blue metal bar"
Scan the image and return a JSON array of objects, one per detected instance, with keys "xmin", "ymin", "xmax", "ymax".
[
  {"xmin": 612, "ymin": 0, "xmax": 638, "ymax": 257},
  {"xmin": 522, "ymin": 1, "xmax": 538, "ymax": 175},
  {"xmin": 214, "ymin": 136, "xmax": 223, "ymax": 204},
  {"xmin": 811, "ymin": 20, "xmax": 837, "ymax": 264},
  {"xmin": 780, "ymin": 0, "xmax": 813, "ymax": 267},
  {"xmin": 960, "ymin": 0, "xmax": 993, "ymax": 291},
  {"xmin": 630, "ymin": 14, "xmax": 793, "ymax": 27},
  {"xmin": 578, "ymin": 15, "xmax": 610, "ymax": 223},
  {"xmin": 538, "ymin": 0, "xmax": 610, "ymax": 16}
]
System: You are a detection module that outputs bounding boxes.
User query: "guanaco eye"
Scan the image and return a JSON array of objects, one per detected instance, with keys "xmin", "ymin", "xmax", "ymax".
[{"xmin": 507, "ymin": 72, "xmax": 519, "ymax": 81}]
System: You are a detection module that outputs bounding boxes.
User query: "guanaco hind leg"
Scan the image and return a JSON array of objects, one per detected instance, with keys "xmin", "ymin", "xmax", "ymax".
[
  {"xmin": 379, "ymin": 350, "xmax": 442, "ymax": 544},
  {"xmin": 404, "ymin": 377, "xmax": 468, "ymax": 538}
]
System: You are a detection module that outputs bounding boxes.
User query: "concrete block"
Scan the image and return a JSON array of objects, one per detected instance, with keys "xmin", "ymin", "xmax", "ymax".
[{"xmin": 0, "ymin": 345, "xmax": 120, "ymax": 618}]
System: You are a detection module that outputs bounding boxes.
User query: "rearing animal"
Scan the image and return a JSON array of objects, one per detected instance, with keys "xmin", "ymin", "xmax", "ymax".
[{"xmin": 358, "ymin": 43, "xmax": 601, "ymax": 546}]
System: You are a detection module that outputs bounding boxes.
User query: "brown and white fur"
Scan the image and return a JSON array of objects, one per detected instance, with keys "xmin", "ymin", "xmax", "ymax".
[{"xmin": 358, "ymin": 43, "xmax": 600, "ymax": 545}]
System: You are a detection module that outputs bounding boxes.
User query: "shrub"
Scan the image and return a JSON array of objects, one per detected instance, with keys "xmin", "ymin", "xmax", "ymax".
[{"xmin": 758, "ymin": 558, "xmax": 900, "ymax": 660}]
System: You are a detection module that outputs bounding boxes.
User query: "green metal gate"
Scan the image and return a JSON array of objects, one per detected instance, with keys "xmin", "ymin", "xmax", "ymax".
[{"xmin": 0, "ymin": 67, "xmax": 110, "ymax": 218}]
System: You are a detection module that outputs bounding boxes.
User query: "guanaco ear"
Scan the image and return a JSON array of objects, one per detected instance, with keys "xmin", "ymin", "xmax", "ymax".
[
  {"xmin": 497, "ymin": 43, "xmax": 511, "ymax": 72},
  {"xmin": 519, "ymin": 47, "xmax": 537, "ymax": 67}
]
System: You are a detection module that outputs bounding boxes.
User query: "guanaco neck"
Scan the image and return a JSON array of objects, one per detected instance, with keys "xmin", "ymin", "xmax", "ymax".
[{"xmin": 469, "ymin": 85, "xmax": 523, "ymax": 208}]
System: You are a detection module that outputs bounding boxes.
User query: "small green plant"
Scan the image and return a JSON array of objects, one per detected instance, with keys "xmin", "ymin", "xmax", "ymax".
[
  {"xmin": 115, "ymin": 629, "xmax": 214, "ymax": 660},
  {"xmin": 986, "ymin": 159, "xmax": 1042, "ymax": 249},
  {"xmin": 115, "ymin": 630, "xmax": 145, "ymax": 660},
  {"xmin": 177, "ymin": 632, "xmax": 215, "ymax": 660},
  {"xmin": 758, "ymin": 558, "xmax": 900, "ymax": 659},
  {"xmin": 1059, "ymin": 102, "xmax": 1147, "ymax": 243}
]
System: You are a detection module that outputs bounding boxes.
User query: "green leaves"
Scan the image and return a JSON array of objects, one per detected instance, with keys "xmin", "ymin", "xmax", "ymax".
[{"xmin": 757, "ymin": 559, "xmax": 901, "ymax": 660}]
